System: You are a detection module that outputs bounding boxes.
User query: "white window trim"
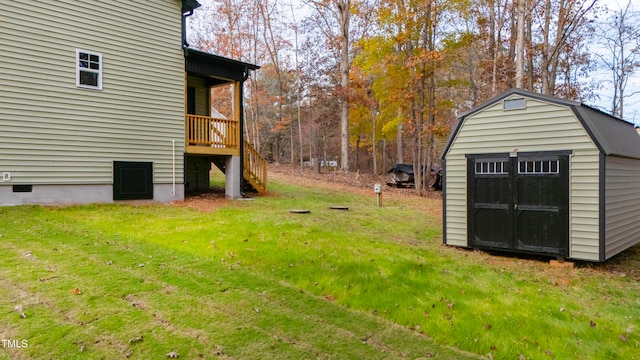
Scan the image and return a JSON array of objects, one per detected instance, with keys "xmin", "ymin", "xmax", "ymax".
[
  {"xmin": 518, "ymin": 160, "xmax": 560, "ymax": 174},
  {"xmin": 475, "ymin": 161, "xmax": 509, "ymax": 175},
  {"xmin": 76, "ymin": 49, "xmax": 103, "ymax": 90}
]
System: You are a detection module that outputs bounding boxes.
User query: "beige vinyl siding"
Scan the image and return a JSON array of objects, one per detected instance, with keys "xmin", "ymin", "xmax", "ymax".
[
  {"xmin": 0, "ymin": 0, "xmax": 185, "ymax": 185},
  {"xmin": 604, "ymin": 156, "xmax": 640, "ymax": 259},
  {"xmin": 443, "ymin": 159, "xmax": 468, "ymax": 247},
  {"xmin": 444, "ymin": 95, "xmax": 601, "ymax": 260}
]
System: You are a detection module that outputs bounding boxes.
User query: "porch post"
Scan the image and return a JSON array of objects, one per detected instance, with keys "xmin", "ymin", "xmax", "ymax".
[
  {"xmin": 225, "ymin": 155, "xmax": 241, "ymax": 199},
  {"xmin": 236, "ymin": 79, "xmax": 245, "ymax": 194}
]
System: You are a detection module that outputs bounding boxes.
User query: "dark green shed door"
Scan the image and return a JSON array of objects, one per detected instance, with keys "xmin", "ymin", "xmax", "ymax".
[{"xmin": 467, "ymin": 152, "xmax": 570, "ymax": 257}]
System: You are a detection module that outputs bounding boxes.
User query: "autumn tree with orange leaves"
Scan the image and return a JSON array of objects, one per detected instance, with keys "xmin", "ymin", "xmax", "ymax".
[{"xmin": 186, "ymin": 0, "xmax": 633, "ymax": 190}]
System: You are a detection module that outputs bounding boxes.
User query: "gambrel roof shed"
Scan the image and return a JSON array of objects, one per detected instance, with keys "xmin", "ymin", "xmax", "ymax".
[{"xmin": 441, "ymin": 88, "xmax": 640, "ymax": 262}]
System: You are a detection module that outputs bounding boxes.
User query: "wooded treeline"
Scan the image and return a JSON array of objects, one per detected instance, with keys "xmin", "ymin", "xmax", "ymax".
[{"xmin": 188, "ymin": 0, "xmax": 640, "ymax": 194}]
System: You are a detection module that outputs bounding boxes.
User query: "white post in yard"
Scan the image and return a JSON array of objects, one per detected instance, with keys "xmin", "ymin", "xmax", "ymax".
[{"xmin": 374, "ymin": 183, "xmax": 382, "ymax": 207}]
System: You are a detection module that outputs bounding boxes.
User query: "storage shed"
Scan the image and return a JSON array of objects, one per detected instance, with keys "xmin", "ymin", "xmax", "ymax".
[{"xmin": 441, "ymin": 88, "xmax": 640, "ymax": 262}]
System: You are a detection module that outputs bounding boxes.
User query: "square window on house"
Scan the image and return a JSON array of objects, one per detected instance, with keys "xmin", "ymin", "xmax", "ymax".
[
  {"xmin": 76, "ymin": 49, "xmax": 102, "ymax": 89},
  {"xmin": 503, "ymin": 98, "xmax": 526, "ymax": 110}
]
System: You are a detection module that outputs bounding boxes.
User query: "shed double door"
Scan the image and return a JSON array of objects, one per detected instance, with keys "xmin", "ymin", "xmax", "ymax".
[{"xmin": 467, "ymin": 152, "xmax": 570, "ymax": 256}]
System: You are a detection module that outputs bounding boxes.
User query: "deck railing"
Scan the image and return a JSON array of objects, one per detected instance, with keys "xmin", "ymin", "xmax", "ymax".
[{"xmin": 186, "ymin": 114, "xmax": 239, "ymax": 149}]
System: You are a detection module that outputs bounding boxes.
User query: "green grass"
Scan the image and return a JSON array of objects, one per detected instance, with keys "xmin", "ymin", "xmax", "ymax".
[{"xmin": 0, "ymin": 180, "xmax": 639, "ymax": 359}]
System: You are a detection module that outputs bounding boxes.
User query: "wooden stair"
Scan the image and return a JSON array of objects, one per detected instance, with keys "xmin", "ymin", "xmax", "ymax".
[
  {"xmin": 243, "ymin": 140, "xmax": 267, "ymax": 194},
  {"xmin": 209, "ymin": 140, "xmax": 267, "ymax": 195}
]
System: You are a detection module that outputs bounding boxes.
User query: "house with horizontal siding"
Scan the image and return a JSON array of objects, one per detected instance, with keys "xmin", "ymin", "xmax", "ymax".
[
  {"xmin": 0, "ymin": 0, "xmax": 265, "ymax": 206},
  {"xmin": 442, "ymin": 89, "xmax": 640, "ymax": 262}
]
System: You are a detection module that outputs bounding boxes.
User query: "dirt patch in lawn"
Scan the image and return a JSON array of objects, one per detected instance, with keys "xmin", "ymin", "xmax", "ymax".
[
  {"xmin": 174, "ymin": 190, "xmax": 230, "ymax": 213},
  {"xmin": 268, "ymin": 164, "xmax": 443, "ymax": 218},
  {"xmin": 586, "ymin": 244, "xmax": 640, "ymax": 281},
  {"xmin": 268, "ymin": 164, "xmax": 442, "ymax": 201}
]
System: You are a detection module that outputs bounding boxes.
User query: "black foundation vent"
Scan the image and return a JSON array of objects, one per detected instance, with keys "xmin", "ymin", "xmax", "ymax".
[
  {"xmin": 13, "ymin": 185, "xmax": 32, "ymax": 193},
  {"xmin": 113, "ymin": 161, "xmax": 153, "ymax": 200}
]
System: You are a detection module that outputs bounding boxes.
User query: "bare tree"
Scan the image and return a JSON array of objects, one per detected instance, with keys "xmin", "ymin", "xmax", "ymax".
[
  {"xmin": 515, "ymin": 0, "xmax": 525, "ymax": 88},
  {"xmin": 289, "ymin": 1, "xmax": 305, "ymax": 170},
  {"xmin": 597, "ymin": 0, "xmax": 640, "ymax": 119},
  {"xmin": 538, "ymin": 0, "xmax": 598, "ymax": 95},
  {"xmin": 304, "ymin": 0, "xmax": 352, "ymax": 171}
]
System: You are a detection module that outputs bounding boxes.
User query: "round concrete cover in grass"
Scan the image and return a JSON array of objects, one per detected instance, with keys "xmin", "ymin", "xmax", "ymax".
[
  {"xmin": 289, "ymin": 209, "xmax": 310, "ymax": 214},
  {"xmin": 329, "ymin": 206, "xmax": 349, "ymax": 210}
]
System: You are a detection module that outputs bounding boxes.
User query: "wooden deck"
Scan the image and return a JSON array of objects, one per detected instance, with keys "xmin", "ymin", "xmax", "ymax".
[{"xmin": 185, "ymin": 115, "xmax": 267, "ymax": 193}]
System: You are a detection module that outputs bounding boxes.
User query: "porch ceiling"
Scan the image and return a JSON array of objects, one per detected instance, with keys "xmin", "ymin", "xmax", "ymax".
[{"xmin": 184, "ymin": 48, "xmax": 260, "ymax": 83}]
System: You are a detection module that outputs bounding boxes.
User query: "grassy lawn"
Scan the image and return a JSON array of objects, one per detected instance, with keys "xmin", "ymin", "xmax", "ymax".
[{"xmin": 1, "ymin": 178, "xmax": 639, "ymax": 359}]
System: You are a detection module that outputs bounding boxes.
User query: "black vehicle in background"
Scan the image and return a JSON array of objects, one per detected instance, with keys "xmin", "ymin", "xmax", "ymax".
[{"xmin": 387, "ymin": 164, "xmax": 442, "ymax": 190}]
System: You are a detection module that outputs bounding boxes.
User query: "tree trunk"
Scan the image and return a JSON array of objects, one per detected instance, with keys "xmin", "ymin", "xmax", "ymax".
[
  {"xmin": 425, "ymin": 0, "xmax": 436, "ymax": 195},
  {"xmin": 290, "ymin": 3, "xmax": 304, "ymax": 171},
  {"xmin": 525, "ymin": 0, "xmax": 534, "ymax": 91},
  {"xmin": 546, "ymin": 0, "xmax": 568, "ymax": 95},
  {"xmin": 507, "ymin": 4, "xmax": 516, "ymax": 89},
  {"xmin": 396, "ymin": 108, "xmax": 403, "ymax": 164},
  {"xmin": 489, "ymin": 0, "xmax": 497, "ymax": 94},
  {"xmin": 290, "ymin": 106, "xmax": 294, "ymax": 164},
  {"xmin": 339, "ymin": 0, "xmax": 351, "ymax": 171},
  {"xmin": 541, "ymin": 0, "xmax": 551, "ymax": 94},
  {"xmin": 515, "ymin": 0, "xmax": 525, "ymax": 89},
  {"xmin": 309, "ymin": 89, "xmax": 317, "ymax": 172},
  {"xmin": 372, "ymin": 112, "xmax": 377, "ymax": 175},
  {"xmin": 382, "ymin": 138, "xmax": 386, "ymax": 175},
  {"xmin": 355, "ymin": 135, "xmax": 360, "ymax": 169}
]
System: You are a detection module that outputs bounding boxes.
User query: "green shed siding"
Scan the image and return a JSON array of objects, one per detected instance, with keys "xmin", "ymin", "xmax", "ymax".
[
  {"xmin": 444, "ymin": 95, "xmax": 601, "ymax": 261},
  {"xmin": 604, "ymin": 156, "xmax": 640, "ymax": 259},
  {"xmin": 0, "ymin": 0, "xmax": 185, "ymax": 187}
]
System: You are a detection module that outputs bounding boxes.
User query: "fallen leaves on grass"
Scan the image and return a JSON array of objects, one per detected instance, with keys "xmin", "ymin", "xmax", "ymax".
[
  {"xmin": 214, "ymin": 345, "xmax": 224, "ymax": 356},
  {"xmin": 71, "ymin": 288, "xmax": 82, "ymax": 295},
  {"xmin": 14, "ymin": 304, "xmax": 26, "ymax": 319},
  {"xmin": 129, "ymin": 336, "xmax": 143, "ymax": 344},
  {"xmin": 124, "ymin": 294, "xmax": 149, "ymax": 310},
  {"xmin": 167, "ymin": 350, "xmax": 179, "ymax": 358}
]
